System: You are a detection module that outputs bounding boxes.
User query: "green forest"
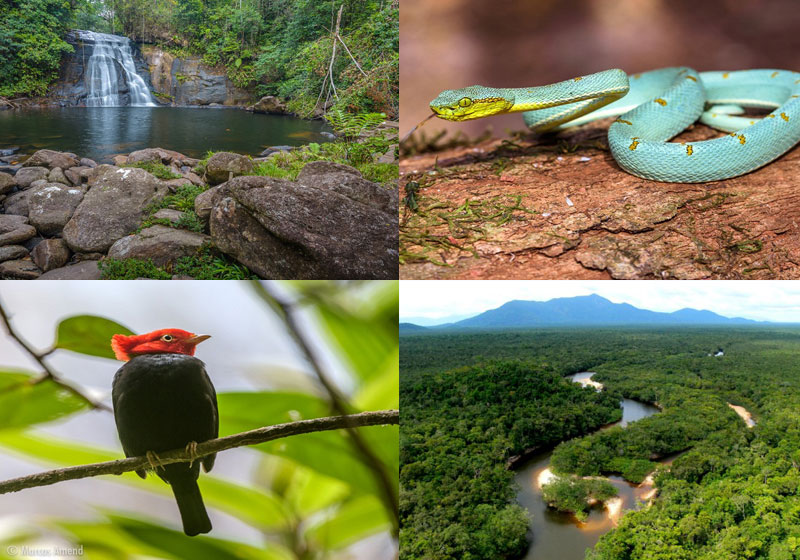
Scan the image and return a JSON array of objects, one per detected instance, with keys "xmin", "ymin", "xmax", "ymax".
[
  {"xmin": 0, "ymin": 0, "xmax": 398, "ymax": 116},
  {"xmin": 400, "ymin": 327, "xmax": 800, "ymax": 559}
]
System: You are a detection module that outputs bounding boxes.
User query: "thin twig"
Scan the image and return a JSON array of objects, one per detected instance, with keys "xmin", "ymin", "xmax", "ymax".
[
  {"xmin": 252, "ymin": 281, "xmax": 401, "ymax": 536},
  {"xmin": 0, "ymin": 410, "xmax": 398, "ymax": 495},
  {"xmin": 0, "ymin": 299, "xmax": 111, "ymax": 412}
]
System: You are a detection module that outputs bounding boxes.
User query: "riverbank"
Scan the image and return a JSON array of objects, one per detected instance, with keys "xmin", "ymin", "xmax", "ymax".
[{"xmin": 0, "ymin": 145, "xmax": 398, "ymax": 280}]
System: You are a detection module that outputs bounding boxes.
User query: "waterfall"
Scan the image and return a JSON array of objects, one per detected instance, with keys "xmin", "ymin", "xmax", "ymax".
[{"xmin": 77, "ymin": 30, "xmax": 156, "ymax": 107}]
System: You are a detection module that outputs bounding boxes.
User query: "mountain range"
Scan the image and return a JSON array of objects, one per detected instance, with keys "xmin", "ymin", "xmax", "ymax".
[{"xmin": 400, "ymin": 294, "xmax": 761, "ymax": 332}]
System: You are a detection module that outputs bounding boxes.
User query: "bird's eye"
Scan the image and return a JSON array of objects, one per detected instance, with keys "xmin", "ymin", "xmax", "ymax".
[
  {"xmin": 161, "ymin": 334, "xmax": 174, "ymax": 342},
  {"xmin": 458, "ymin": 97, "xmax": 472, "ymax": 108}
]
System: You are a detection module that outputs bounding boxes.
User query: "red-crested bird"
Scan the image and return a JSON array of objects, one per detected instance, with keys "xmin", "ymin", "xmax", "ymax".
[{"xmin": 111, "ymin": 328, "xmax": 218, "ymax": 536}]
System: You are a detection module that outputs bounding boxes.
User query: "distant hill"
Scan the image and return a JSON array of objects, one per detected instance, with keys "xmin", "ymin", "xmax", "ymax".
[
  {"xmin": 430, "ymin": 294, "xmax": 760, "ymax": 329},
  {"xmin": 400, "ymin": 323, "xmax": 429, "ymax": 334}
]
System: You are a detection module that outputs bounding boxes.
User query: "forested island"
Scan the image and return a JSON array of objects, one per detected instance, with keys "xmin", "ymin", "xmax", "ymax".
[
  {"xmin": 400, "ymin": 327, "xmax": 800, "ymax": 559},
  {"xmin": 0, "ymin": 0, "xmax": 398, "ymax": 279}
]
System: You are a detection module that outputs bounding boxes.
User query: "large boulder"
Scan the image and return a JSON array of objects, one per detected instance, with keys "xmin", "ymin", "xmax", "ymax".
[
  {"xmin": 249, "ymin": 95, "xmax": 288, "ymax": 114},
  {"xmin": 23, "ymin": 150, "xmax": 79, "ymax": 170},
  {"xmin": 107, "ymin": 225, "xmax": 210, "ymax": 266},
  {"xmin": 28, "ymin": 183, "xmax": 86, "ymax": 236},
  {"xmin": 0, "ymin": 259, "xmax": 41, "ymax": 279},
  {"xmin": 127, "ymin": 147, "xmax": 187, "ymax": 165},
  {"xmin": 37, "ymin": 260, "xmax": 102, "ymax": 280},
  {"xmin": 209, "ymin": 162, "xmax": 397, "ymax": 279},
  {"xmin": 31, "ymin": 239, "xmax": 70, "ymax": 271},
  {"xmin": 0, "ymin": 245, "xmax": 28, "ymax": 263},
  {"xmin": 64, "ymin": 166, "xmax": 89, "ymax": 186},
  {"xmin": 194, "ymin": 185, "xmax": 224, "ymax": 222},
  {"xmin": 62, "ymin": 165, "xmax": 170, "ymax": 253},
  {"xmin": 0, "ymin": 224, "xmax": 36, "ymax": 247},
  {"xmin": 204, "ymin": 152, "xmax": 254, "ymax": 185},
  {"xmin": 0, "ymin": 214, "xmax": 30, "ymax": 233},
  {"xmin": 0, "ymin": 172, "xmax": 14, "ymax": 195},
  {"xmin": 48, "ymin": 167, "xmax": 70, "ymax": 185},
  {"xmin": 14, "ymin": 167, "xmax": 49, "ymax": 189},
  {"xmin": 3, "ymin": 190, "xmax": 30, "ymax": 215}
]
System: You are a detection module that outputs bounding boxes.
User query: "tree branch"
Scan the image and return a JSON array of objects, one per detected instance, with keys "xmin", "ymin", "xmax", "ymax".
[
  {"xmin": 253, "ymin": 281, "xmax": 401, "ymax": 536},
  {"xmin": 0, "ymin": 409, "xmax": 398, "ymax": 495},
  {"xmin": 0, "ymin": 298, "xmax": 111, "ymax": 412}
]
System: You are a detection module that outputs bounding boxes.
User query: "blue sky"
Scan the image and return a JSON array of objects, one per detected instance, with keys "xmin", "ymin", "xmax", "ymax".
[{"xmin": 400, "ymin": 280, "xmax": 800, "ymax": 324}]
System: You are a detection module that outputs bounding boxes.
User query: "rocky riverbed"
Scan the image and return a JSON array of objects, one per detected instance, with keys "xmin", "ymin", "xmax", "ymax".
[{"xmin": 0, "ymin": 147, "xmax": 398, "ymax": 279}]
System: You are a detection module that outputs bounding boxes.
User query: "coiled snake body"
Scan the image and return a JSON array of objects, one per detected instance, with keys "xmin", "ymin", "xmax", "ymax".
[{"xmin": 429, "ymin": 68, "xmax": 800, "ymax": 183}]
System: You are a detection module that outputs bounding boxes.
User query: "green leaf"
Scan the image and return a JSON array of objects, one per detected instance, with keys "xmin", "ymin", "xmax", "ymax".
[
  {"xmin": 218, "ymin": 391, "xmax": 331, "ymax": 434},
  {"xmin": 54, "ymin": 315, "xmax": 134, "ymax": 360},
  {"xmin": 0, "ymin": 431, "xmax": 291, "ymax": 531},
  {"xmin": 0, "ymin": 370, "xmax": 88, "ymax": 429},
  {"xmin": 353, "ymin": 348, "xmax": 399, "ymax": 410},
  {"xmin": 60, "ymin": 515, "xmax": 292, "ymax": 560},
  {"xmin": 305, "ymin": 495, "xmax": 391, "ymax": 550},
  {"xmin": 235, "ymin": 58, "xmax": 242, "ymax": 68}
]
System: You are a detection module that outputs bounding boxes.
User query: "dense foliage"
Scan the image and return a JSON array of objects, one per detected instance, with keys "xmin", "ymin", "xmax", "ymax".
[
  {"xmin": 400, "ymin": 360, "xmax": 621, "ymax": 559},
  {"xmin": 541, "ymin": 476, "xmax": 618, "ymax": 521},
  {"xmin": 1, "ymin": 0, "xmax": 398, "ymax": 116},
  {"xmin": 401, "ymin": 326, "xmax": 800, "ymax": 559},
  {"xmin": 0, "ymin": 0, "xmax": 75, "ymax": 96}
]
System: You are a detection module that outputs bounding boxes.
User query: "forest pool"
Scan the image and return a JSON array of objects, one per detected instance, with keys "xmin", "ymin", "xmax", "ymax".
[
  {"xmin": 513, "ymin": 373, "xmax": 661, "ymax": 560},
  {"xmin": 0, "ymin": 107, "xmax": 334, "ymax": 162}
]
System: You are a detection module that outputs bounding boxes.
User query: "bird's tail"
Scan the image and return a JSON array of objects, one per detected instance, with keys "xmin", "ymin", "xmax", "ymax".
[{"xmin": 170, "ymin": 476, "xmax": 212, "ymax": 536}]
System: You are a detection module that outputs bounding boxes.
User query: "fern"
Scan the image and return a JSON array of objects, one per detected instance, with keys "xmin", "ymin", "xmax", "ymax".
[{"xmin": 324, "ymin": 110, "xmax": 386, "ymax": 139}]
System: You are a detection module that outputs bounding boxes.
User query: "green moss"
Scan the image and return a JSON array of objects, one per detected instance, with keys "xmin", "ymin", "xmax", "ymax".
[
  {"xmin": 99, "ymin": 258, "xmax": 171, "ymax": 280},
  {"xmin": 100, "ymin": 247, "xmax": 257, "ymax": 280},
  {"xmin": 123, "ymin": 161, "xmax": 182, "ymax": 180},
  {"xmin": 138, "ymin": 184, "xmax": 209, "ymax": 233}
]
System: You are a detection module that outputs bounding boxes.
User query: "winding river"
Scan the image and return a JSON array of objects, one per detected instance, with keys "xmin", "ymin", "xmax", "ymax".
[{"xmin": 513, "ymin": 372, "xmax": 661, "ymax": 560}]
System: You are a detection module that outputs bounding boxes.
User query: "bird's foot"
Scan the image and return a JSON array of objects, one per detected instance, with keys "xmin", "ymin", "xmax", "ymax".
[
  {"xmin": 185, "ymin": 441, "xmax": 199, "ymax": 467},
  {"xmin": 146, "ymin": 450, "xmax": 163, "ymax": 472}
]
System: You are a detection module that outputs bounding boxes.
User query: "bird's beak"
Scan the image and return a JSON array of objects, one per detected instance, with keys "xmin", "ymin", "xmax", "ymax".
[{"xmin": 187, "ymin": 334, "xmax": 211, "ymax": 346}]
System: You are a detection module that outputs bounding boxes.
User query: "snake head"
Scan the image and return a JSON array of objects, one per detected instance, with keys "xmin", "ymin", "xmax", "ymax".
[{"xmin": 430, "ymin": 86, "xmax": 514, "ymax": 121}]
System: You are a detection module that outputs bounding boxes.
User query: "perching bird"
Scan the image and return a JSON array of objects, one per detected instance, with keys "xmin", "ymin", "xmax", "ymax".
[{"xmin": 111, "ymin": 329, "xmax": 218, "ymax": 536}]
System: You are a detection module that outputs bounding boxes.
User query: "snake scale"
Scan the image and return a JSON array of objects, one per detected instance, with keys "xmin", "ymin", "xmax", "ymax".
[{"xmin": 429, "ymin": 67, "xmax": 800, "ymax": 183}]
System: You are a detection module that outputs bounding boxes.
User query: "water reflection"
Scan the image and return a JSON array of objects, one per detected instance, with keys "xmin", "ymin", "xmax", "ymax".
[{"xmin": 0, "ymin": 107, "xmax": 333, "ymax": 162}]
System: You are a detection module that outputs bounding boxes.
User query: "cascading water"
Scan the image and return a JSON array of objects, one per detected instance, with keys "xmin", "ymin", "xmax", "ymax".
[{"xmin": 77, "ymin": 30, "xmax": 156, "ymax": 107}]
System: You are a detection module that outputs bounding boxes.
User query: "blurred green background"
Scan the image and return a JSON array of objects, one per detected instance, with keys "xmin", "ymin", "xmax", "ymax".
[{"xmin": 0, "ymin": 280, "xmax": 398, "ymax": 560}]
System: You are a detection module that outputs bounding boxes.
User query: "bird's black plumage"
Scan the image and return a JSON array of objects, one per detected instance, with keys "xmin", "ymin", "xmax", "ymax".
[{"xmin": 112, "ymin": 353, "xmax": 218, "ymax": 536}]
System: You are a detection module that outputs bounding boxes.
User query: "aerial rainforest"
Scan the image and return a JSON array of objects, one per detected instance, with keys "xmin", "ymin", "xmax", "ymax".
[
  {"xmin": 400, "ymin": 328, "xmax": 800, "ymax": 559},
  {"xmin": 0, "ymin": 0, "xmax": 398, "ymax": 280}
]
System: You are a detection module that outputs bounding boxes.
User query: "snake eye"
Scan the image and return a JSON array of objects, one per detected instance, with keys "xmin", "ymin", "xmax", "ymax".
[
  {"xmin": 458, "ymin": 97, "xmax": 473, "ymax": 108},
  {"xmin": 161, "ymin": 334, "xmax": 174, "ymax": 342}
]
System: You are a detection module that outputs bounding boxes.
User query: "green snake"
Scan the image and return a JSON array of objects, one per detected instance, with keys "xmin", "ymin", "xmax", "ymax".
[{"xmin": 429, "ymin": 68, "xmax": 800, "ymax": 183}]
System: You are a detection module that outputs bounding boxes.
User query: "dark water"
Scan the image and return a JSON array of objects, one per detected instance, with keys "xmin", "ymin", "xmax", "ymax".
[
  {"xmin": 514, "ymin": 372, "xmax": 661, "ymax": 560},
  {"xmin": 0, "ymin": 107, "xmax": 333, "ymax": 162}
]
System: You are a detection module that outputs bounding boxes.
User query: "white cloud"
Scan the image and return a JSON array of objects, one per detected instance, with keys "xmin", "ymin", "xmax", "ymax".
[{"xmin": 400, "ymin": 280, "xmax": 800, "ymax": 323}]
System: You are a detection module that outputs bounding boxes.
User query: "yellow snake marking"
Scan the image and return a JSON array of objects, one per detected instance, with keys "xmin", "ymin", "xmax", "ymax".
[
  {"xmin": 795, "ymin": 79, "xmax": 800, "ymax": 84},
  {"xmin": 712, "ymin": 113, "xmax": 717, "ymax": 118},
  {"xmin": 654, "ymin": 98, "xmax": 667, "ymax": 106},
  {"xmin": 633, "ymin": 74, "xmax": 641, "ymax": 79},
  {"xmin": 771, "ymin": 71, "xmax": 780, "ymax": 78},
  {"xmin": 615, "ymin": 118, "xmax": 633, "ymax": 125},
  {"xmin": 781, "ymin": 112, "xmax": 790, "ymax": 121},
  {"xmin": 737, "ymin": 134, "xmax": 746, "ymax": 145},
  {"xmin": 574, "ymin": 77, "xmax": 582, "ymax": 82},
  {"xmin": 767, "ymin": 114, "xmax": 776, "ymax": 118},
  {"xmin": 750, "ymin": 120, "xmax": 755, "ymax": 125},
  {"xmin": 686, "ymin": 75, "xmax": 697, "ymax": 82},
  {"xmin": 686, "ymin": 144, "xmax": 693, "ymax": 156},
  {"xmin": 629, "ymin": 137, "xmax": 640, "ymax": 150},
  {"xmin": 729, "ymin": 132, "xmax": 737, "ymax": 137},
  {"xmin": 722, "ymin": 72, "xmax": 730, "ymax": 78}
]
